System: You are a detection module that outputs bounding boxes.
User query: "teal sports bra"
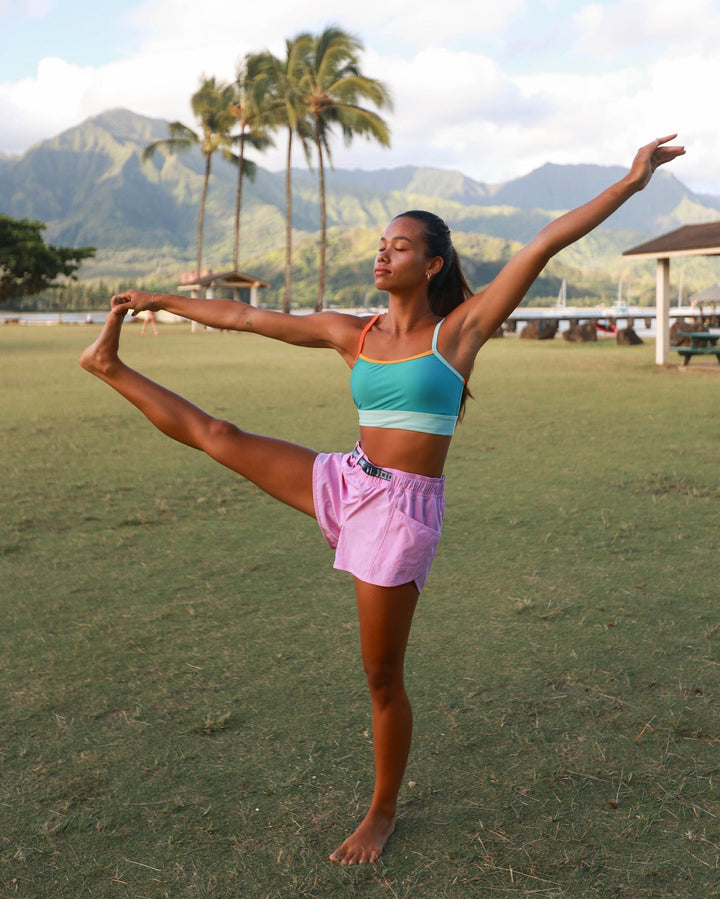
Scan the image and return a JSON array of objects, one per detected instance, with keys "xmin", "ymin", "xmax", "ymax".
[{"xmin": 350, "ymin": 314, "xmax": 465, "ymax": 436}]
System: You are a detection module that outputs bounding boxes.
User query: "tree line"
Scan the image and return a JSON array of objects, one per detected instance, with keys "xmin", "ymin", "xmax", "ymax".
[
  {"xmin": 144, "ymin": 25, "xmax": 392, "ymax": 312},
  {"xmin": 0, "ymin": 214, "xmax": 95, "ymax": 308}
]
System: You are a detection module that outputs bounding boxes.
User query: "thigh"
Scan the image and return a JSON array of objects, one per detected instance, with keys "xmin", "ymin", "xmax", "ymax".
[
  {"xmin": 354, "ymin": 578, "xmax": 419, "ymax": 676},
  {"xmin": 208, "ymin": 425, "xmax": 318, "ymax": 518}
]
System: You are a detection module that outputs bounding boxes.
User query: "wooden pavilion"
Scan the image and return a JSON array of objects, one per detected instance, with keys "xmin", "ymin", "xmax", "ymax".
[
  {"xmin": 177, "ymin": 270, "xmax": 271, "ymax": 307},
  {"xmin": 623, "ymin": 222, "xmax": 720, "ymax": 364},
  {"xmin": 689, "ymin": 282, "xmax": 720, "ymax": 303}
]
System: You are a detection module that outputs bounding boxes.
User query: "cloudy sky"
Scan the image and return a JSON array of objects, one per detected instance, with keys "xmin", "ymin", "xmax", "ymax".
[{"xmin": 1, "ymin": 0, "xmax": 717, "ymax": 193}]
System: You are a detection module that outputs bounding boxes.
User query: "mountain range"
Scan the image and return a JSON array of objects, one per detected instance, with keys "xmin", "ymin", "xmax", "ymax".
[{"xmin": 2, "ymin": 109, "xmax": 719, "ymax": 304}]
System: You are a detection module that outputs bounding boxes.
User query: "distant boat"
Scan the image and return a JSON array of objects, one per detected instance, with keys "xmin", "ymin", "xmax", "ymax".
[
  {"xmin": 612, "ymin": 277, "xmax": 630, "ymax": 314},
  {"xmin": 555, "ymin": 278, "xmax": 567, "ymax": 308}
]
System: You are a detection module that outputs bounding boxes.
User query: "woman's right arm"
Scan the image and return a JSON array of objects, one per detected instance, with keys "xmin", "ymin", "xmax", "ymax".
[{"xmin": 111, "ymin": 289, "xmax": 364, "ymax": 361}]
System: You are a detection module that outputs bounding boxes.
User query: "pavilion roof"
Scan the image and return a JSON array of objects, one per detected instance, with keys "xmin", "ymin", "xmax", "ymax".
[
  {"xmin": 178, "ymin": 270, "xmax": 271, "ymax": 290},
  {"xmin": 689, "ymin": 282, "xmax": 720, "ymax": 302},
  {"xmin": 624, "ymin": 222, "xmax": 720, "ymax": 259}
]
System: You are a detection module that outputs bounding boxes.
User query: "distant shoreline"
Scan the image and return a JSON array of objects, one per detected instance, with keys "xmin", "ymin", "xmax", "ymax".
[{"xmin": 1, "ymin": 309, "xmax": 660, "ymax": 338}]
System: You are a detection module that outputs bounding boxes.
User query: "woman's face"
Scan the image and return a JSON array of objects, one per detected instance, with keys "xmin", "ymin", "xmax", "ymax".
[{"xmin": 373, "ymin": 217, "xmax": 442, "ymax": 293}]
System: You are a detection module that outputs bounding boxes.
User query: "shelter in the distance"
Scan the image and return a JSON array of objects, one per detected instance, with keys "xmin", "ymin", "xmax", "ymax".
[
  {"xmin": 689, "ymin": 282, "xmax": 720, "ymax": 303},
  {"xmin": 177, "ymin": 270, "xmax": 271, "ymax": 307},
  {"xmin": 623, "ymin": 222, "xmax": 720, "ymax": 364}
]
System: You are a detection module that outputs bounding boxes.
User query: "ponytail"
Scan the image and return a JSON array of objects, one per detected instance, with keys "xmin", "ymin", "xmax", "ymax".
[{"xmin": 392, "ymin": 210, "xmax": 474, "ymax": 417}]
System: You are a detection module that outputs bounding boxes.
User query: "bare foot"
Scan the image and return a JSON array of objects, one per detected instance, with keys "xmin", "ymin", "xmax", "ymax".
[
  {"xmin": 78, "ymin": 309, "xmax": 126, "ymax": 378},
  {"xmin": 329, "ymin": 809, "xmax": 395, "ymax": 865}
]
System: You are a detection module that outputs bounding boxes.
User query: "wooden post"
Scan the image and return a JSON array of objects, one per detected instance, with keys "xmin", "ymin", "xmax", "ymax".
[
  {"xmin": 655, "ymin": 257, "xmax": 670, "ymax": 365},
  {"xmin": 190, "ymin": 287, "xmax": 203, "ymax": 333},
  {"xmin": 205, "ymin": 285, "xmax": 215, "ymax": 332}
]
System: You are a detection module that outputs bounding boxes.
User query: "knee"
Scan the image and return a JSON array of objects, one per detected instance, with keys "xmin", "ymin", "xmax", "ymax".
[
  {"xmin": 363, "ymin": 659, "xmax": 405, "ymax": 707},
  {"xmin": 204, "ymin": 417, "xmax": 244, "ymax": 458}
]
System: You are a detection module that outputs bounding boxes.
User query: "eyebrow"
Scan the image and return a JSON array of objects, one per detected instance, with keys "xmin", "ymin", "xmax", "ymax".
[{"xmin": 379, "ymin": 234, "xmax": 414, "ymax": 244}]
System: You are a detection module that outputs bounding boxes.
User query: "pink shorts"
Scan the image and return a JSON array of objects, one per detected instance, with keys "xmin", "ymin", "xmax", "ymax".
[{"xmin": 312, "ymin": 443, "xmax": 445, "ymax": 591}]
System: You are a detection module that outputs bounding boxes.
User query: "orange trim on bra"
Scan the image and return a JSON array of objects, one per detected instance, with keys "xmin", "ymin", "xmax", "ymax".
[
  {"xmin": 357, "ymin": 350, "xmax": 433, "ymax": 365},
  {"xmin": 353, "ymin": 314, "xmax": 381, "ymax": 364}
]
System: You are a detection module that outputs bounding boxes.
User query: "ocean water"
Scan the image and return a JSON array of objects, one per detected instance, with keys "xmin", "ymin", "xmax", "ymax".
[
  {"xmin": 2, "ymin": 312, "xmax": 109, "ymax": 325},
  {"xmin": 1, "ymin": 309, "xmax": 659, "ymax": 338}
]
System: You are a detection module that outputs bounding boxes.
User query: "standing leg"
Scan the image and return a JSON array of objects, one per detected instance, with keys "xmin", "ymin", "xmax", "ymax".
[
  {"xmin": 79, "ymin": 308, "xmax": 317, "ymax": 516},
  {"xmin": 330, "ymin": 577, "xmax": 419, "ymax": 865}
]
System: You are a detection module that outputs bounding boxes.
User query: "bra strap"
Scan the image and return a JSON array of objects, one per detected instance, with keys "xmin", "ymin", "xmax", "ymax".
[
  {"xmin": 353, "ymin": 314, "xmax": 381, "ymax": 363},
  {"xmin": 431, "ymin": 317, "xmax": 446, "ymax": 354}
]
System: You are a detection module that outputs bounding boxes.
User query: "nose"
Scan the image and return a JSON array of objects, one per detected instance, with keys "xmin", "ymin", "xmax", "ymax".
[{"xmin": 376, "ymin": 247, "xmax": 389, "ymax": 262}]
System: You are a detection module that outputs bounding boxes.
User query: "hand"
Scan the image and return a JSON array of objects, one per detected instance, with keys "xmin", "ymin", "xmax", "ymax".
[
  {"xmin": 629, "ymin": 134, "xmax": 685, "ymax": 191},
  {"xmin": 110, "ymin": 289, "xmax": 155, "ymax": 316}
]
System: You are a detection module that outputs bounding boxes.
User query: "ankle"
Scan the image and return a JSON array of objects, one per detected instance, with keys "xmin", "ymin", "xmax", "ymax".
[{"xmin": 368, "ymin": 802, "xmax": 396, "ymax": 822}]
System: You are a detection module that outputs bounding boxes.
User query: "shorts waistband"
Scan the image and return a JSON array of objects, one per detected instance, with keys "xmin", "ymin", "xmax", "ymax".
[
  {"xmin": 349, "ymin": 444, "xmax": 445, "ymax": 495},
  {"xmin": 351, "ymin": 446, "xmax": 392, "ymax": 481}
]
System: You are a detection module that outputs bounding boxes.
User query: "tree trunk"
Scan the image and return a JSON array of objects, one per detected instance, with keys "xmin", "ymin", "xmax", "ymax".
[
  {"xmin": 283, "ymin": 128, "xmax": 293, "ymax": 313},
  {"xmin": 233, "ymin": 130, "xmax": 246, "ymax": 271},
  {"xmin": 315, "ymin": 125, "xmax": 326, "ymax": 312},
  {"xmin": 197, "ymin": 152, "xmax": 212, "ymax": 277}
]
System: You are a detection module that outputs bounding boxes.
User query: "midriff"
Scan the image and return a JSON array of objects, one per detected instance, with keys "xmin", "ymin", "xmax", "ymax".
[{"xmin": 357, "ymin": 426, "xmax": 452, "ymax": 478}]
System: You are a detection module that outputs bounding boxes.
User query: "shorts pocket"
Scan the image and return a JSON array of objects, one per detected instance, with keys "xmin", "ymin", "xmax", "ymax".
[
  {"xmin": 393, "ymin": 507, "xmax": 441, "ymax": 538},
  {"xmin": 393, "ymin": 489, "xmax": 444, "ymax": 536},
  {"xmin": 380, "ymin": 505, "xmax": 442, "ymax": 588}
]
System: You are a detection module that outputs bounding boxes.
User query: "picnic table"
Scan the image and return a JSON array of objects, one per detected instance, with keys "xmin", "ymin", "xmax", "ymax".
[{"xmin": 674, "ymin": 331, "xmax": 720, "ymax": 366}]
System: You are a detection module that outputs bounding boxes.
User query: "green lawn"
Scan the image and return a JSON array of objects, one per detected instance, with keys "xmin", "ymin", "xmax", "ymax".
[{"xmin": 2, "ymin": 321, "xmax": 719, "ymax": 898}]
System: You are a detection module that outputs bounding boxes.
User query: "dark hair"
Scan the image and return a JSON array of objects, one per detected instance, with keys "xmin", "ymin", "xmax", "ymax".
[
  {"xmin": 392, "ymin": 210, "xmax": 473, "ymax": 317},
  {"xmin": 392, "ymin": 210, "xmax": 474, "ymax": 418}
]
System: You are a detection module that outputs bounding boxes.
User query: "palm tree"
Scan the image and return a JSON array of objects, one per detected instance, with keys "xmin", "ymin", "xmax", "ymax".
[
  {"xmin": 143, "ymin": 75, "xmax": 236, "ymax": 277},
  {"xmin": 257, "ymin": 35, "xmax": 314, "ymax": 312},
  {"xmin": 302, "ymin": 26, "xmax": 392, "ymax": 310},
  {"xmin": 229, "ymin": 54, "xmax": 275, "ymax": 272}
]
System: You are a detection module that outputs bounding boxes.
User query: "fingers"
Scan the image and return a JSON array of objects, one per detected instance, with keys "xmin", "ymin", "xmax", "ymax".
[
  {"xmin": 641, "ymin": 134, "xmax": 683, "ymax": 154},
  {"xmin": 652, "ymin": 134, "xmax": 685, "ymax": 156},
  {"xmin": 653, "ymin": 143, "xmax": 686, "ymax": 168},
  {"xmin": 635, "ymin": 135, "xmax": 685, "ymax": 178},
  {"xmin": 629, "ymin": 134, "xmax": 684, "ymax": 191},
  {"xmin": 110, "ymin": 290, "xmax": 142, "ymax": 316}
]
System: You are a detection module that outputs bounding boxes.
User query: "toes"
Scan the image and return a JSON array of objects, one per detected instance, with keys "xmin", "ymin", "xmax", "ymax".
[{"xmin": 330, "ymin": 846, "xmax": 364, "ymax": 865}]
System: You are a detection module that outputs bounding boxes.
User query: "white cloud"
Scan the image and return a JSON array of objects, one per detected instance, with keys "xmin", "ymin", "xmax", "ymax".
[
  {"xmin": 0, "ymin": 0, "xmax": 717, "ymax": 194},
  {"xmin": 572, "ymin": 0, "xmax": 720, "ymax": 57},
  {"xmin": 329, "ymin": 0, "xmax": 525, "ymax": 48},
  {"xmin": 0, "ymin": 58, "xmax": 92, "ymax": 151}
]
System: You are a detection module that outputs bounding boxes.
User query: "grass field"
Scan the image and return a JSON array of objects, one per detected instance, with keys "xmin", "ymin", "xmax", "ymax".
[{"xmin": 1, "ymin": 321, "xmax": 719, "ymax": 898}]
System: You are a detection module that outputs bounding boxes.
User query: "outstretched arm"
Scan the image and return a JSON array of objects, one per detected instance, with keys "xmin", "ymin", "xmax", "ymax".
[
  {"xmin": 457, "ymin": 135, "xmax": 685, "ymax": 352},
  {"xmin": 110, "ymin": 290, "xmax": 365, "ymax": 364}
]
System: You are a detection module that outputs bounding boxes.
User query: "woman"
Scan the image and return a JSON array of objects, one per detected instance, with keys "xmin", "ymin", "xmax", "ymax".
[{"xmin": 79, "ymin": 135, "xmax": 684, "ymax": 865}]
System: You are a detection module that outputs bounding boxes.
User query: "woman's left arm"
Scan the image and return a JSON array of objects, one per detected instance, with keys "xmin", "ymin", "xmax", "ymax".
[{"xmin": 458, "ymin": 135, "xmax": 685, "ymax": 352}]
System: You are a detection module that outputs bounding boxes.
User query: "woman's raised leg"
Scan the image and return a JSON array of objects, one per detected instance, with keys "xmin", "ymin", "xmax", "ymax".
[
  {"xmin": 79, "ymin": 308, "xmax": 317, "ymax": 516},
  {"xmin": 330, "ymin": 577, "xmax": 419, "ymax": 865}
]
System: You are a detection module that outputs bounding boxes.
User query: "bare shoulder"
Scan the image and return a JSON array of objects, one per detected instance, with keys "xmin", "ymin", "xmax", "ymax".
[
  {"xmin": 306, "ymin": 310, "xmax": 370, "ymax": 342},
  {"xmin": 318, "ymin": 311, "xmax": 373, "ymax": 363}
]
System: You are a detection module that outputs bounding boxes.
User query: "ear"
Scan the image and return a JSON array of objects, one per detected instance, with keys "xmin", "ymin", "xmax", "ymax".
[{"xmin": 427, "ymin": 256, "xmax": 444, "ymax": 279}]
